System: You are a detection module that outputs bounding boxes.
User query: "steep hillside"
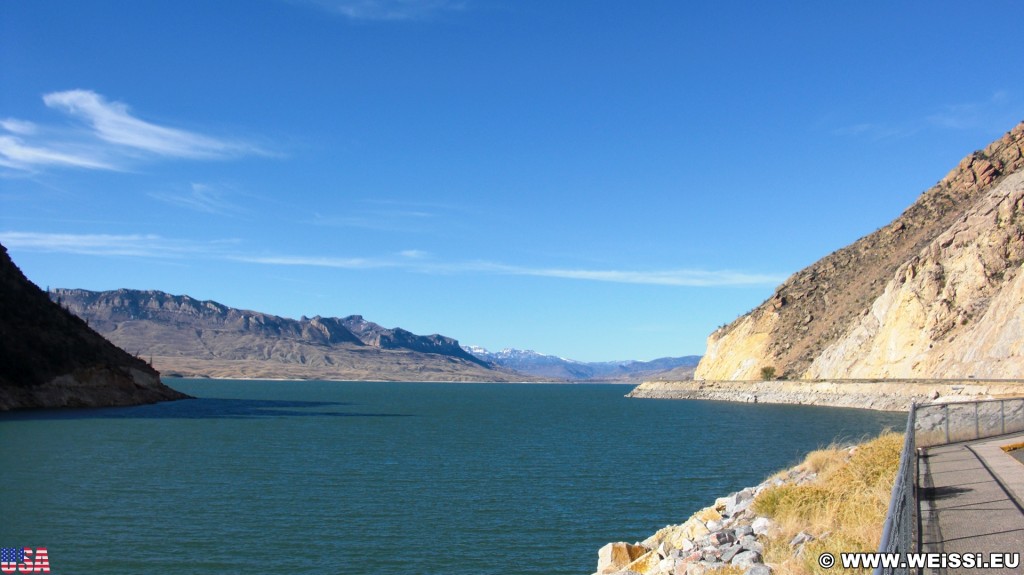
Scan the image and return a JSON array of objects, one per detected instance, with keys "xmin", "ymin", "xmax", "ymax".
[
  {"xmin": 51, "ymin": 289, "xmax": 530, "ymax": 382},
  {"xmin": 696, "ymin": 122, "xmax": 1024, "ymax": 380},
  {"xmin": 0, "ymin": 245, "xmax": 189, "ymax": 410}
]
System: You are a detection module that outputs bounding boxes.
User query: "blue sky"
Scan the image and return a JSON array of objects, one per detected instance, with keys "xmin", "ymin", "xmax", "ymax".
[{"xmin": 2, "ymin": 1, "xmax": 1023, "ymax": 362}]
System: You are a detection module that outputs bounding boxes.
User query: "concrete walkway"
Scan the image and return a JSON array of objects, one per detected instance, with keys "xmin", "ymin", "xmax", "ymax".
[{"xmin": 918, "ymin": 432, "xmax": 1024, "ymax": 575}]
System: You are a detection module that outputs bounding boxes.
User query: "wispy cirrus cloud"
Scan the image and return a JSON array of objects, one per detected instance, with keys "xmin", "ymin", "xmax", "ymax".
[
  {"xmin": 0, "ymin": 135, "xmax": 116, "ymax": 170},
  {"xmin": 925, "ymin": 91, "xmax": 1018, "ymax": 131},
  {"xmin": 830, "ymin": 122, "xmax": 916, "ymax": 140},
  {"xmin": 473, "ymin": 263, "xmax": 785, "ymax": 287},
  {"xmin": 300, "ymin": 0, "xmax": 466, "ymax": 20},
  {"xmin": 236, "ymin": 254, "xmax": 392, "ymax": 269},
  {"xmin": 42, "ymin": 90, "xmax": 258, "ymax": 159},
  {"xmin": 0, "ymin": 90, "xmax": 266, "ymax": 172},
  {"xmin": 311, "ymin": 209, "xmax": 434, "ymax": 231},
  {"xmin": 0, "ymin": 231, "xmax": 233, "ymax": 258},
  {"xmin": 232, "ymin": 250, "xmax": 783, "ymax": 286},
  {"xmin": 1, "ymin": 230, "xmax": 785, "ymax": 287},
  {"xmin": 311, "ymin": 198, "xmax": 458, "ymax": 232},
  {"xmin": 0, "ymin": 118, "xmax": 39, "ymax": 136},
  {"xmin": 832, "ymin": 91, "xmax": 1021, "ymax": 141},
  {"xmin": 148, "ymin": 183, "xmax": 245, "ymax": 216}
]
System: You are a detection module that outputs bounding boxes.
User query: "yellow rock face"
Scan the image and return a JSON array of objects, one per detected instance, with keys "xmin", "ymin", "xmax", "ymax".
[
  {"xmin": 692, "ymin": 121, "xmax": 1024, "ymax": 381},
  {"xmin": 806, "ymin": 171, "xmax": 1024, "ymax": 379},
  {"xmin": 694, "ymin": 313, "xmax": 776, "ymax": 381}
]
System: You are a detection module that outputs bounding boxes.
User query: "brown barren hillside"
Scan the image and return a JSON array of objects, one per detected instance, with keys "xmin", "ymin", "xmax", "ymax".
[
  {"xmin": 696, "ymin": 121, "xmax": 1024, "ymax": 380},
  {"xmin": 50, "ymin": 288, "xmax": 534, "ymax": 382}
]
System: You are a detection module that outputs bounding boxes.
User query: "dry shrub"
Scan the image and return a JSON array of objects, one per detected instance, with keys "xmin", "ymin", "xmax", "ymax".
[
  {"xmin": 802, "ymin": 446, "xmax": 848, "ymax": 475},
  {"xmin": 752, "ymin": 432, "xmax": 903, "ymax": 575}
]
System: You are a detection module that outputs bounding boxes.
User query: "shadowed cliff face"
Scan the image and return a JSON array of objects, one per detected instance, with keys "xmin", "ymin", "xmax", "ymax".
[
  {"xmin": 696, "ymin": 121, "xmax": 1024, "ymax": 381},
  {"xmin": 0, "ymin": 245, "xmax": 190, "ymax": 410}
]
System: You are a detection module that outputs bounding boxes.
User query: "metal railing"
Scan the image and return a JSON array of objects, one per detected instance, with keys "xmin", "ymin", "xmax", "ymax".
[
  {"xmin": 914, "ymin": 397, "xmax": 1024, "ymax": 447},
  {"xmin": 875, "ymin": 403, "xmax": 917, "ymax": 575},
  {"xmin": 875, "ymin": 396, "xmax": 1024, "ymax": 575}
]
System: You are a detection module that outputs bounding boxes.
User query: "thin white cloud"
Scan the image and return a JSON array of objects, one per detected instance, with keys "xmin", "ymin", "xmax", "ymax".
[
  {"xmin": 0, "ymin": 135, "xmax": 116, "ymax": 170},
  {"xmin": 149, "ymin": 183, "xmax": 244, "ymax": 215},
  {"xmin": 464, "ymin": 261, "xmax": 785, "ymax": 287},
  {"xmin": 42, "ymin": 90, "xmax": 258, "ymax": 159},
  {"xmin": 236, "ymin": 251, "xmax": 783, "ymax": 286},
  {"xmin": 311, "ymin": 204, "xmax": 437, "ymax": 232},
  {"xmin": 925, "ymin": 91, "xmax": 1019, "ymax": 131},
  {"xmin": 834, "ymin": 90, "xmax": 1021, "ymax": 140},
  {"xmin": 1, "ymin": 118, "xmax": 38, "ymax": 135},
  {"xmin": 830, "ymin": 122, "xmax": 915, "ymax": 140},
  {"xmin": 233, "ymin": 254, "xmax": 390, "ymax": 269},
  {"xmin": 1, "ymin": 230, "xmax": 785, "ymax": 287},
  {"xmin": 304, "ymin": 0, "xmax": 465, "ymax": 20},
  {"xmin": 0, "ymin": 90, "xmax": 267, "ymax": 172},
  {"xmin": 0, "ymin": 231, "xmax": 230, "ymax": 258}
]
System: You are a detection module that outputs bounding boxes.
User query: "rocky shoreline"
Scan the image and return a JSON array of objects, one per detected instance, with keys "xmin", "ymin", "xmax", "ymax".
[
  {"xmin": 593, "ymin": 461, "xmax": 824, "ymax": 575},
  {"xmin": 627, "ymin": 379, "xmax": 1024, "ymax": 412}
]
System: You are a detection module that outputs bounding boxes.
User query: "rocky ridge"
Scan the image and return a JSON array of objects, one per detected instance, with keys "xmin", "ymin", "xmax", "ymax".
[
  {"xmin": 695, "ymin": 122, "xmax": 1024, "ymax": 380},
  {"xmin": 51, "ymin": 288, "xmax": 533, "ymax": 382},
  {"xmin": 0, "ymin": 245, "xmax": 189, "ymax": 410},
  {"xmin": 594, "ymin": 463, "xmax": 824, "ymax": 575}
]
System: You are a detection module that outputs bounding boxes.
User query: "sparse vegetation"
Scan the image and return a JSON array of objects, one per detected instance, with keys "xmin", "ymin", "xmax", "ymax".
[
  {"xmin": 752, "ymin": 432, "xmax": 902, "ymax": 575},
  {"xmin": 760, "ymin": 366, "xmax": 776, "ymax": 380}
]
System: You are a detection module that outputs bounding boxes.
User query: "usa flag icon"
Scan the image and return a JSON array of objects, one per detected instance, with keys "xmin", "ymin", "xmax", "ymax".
[{"xmin": 0, "ymin": 548, "xmax": 24, "ymax": 564}]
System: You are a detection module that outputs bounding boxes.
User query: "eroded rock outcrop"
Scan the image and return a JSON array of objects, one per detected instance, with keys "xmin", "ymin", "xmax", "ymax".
[{"xmin": 695, "ymin": 122, "xmax": 1024, "ymax": 380}]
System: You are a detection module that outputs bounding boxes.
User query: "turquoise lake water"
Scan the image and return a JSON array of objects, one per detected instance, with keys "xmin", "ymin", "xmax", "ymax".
[{"xmin": 0, "ymin": 380, "xmax": 905, "ymax": 574}]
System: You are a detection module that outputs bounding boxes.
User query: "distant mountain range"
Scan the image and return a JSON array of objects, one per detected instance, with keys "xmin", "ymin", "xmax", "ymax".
[
  {"xmin": 46, "ymin": 288, "xmax": 699, "ymax": 383},
  {"xmin": 463, "ymin": 346, "xmax": 701, "ymax": 381},
  {"xmin": 50, "ymin": 289, "xmax": 529, "ymax": 382}
]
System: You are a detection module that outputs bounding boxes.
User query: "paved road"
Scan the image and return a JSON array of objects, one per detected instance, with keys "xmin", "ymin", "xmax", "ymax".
[{"xmin": 918, "ymin": 432, "xmax": 1024, "ymax": 575}]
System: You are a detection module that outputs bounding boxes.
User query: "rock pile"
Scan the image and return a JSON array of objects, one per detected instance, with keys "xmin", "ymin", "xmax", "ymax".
[{"xmin": 594, "ymin": 466, "xmax": 820, "ymax": 575}]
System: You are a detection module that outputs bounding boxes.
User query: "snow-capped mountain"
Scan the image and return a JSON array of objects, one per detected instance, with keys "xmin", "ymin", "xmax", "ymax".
[{"xmin": 463, "ymin": 346, "xmax": 701, "ymax": 381}]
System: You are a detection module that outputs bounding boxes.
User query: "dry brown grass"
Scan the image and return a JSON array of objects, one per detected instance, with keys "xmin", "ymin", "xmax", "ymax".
[
  {"xmin": 752, "ymin": 432, "xmax": 903, "ymax": 575},
  {"xmin": 802, "ymin": 446, "xmax": 850, "ymax": 475},
  {"xmin": 1001, "ymin": 441, "xmax": 1024, "ymax": 452}
]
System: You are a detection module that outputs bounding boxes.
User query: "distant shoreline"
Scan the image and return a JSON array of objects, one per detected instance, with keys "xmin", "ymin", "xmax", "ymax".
[
  {"xmin": 627, "ymin": 379, "xmax": 1024, "ymax": 412},
  {"xmin": 161, "ymin": 375, "xmax": 631, "ymax": 385}
]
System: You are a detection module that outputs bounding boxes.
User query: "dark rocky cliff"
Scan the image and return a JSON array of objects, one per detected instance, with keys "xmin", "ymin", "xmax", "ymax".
[{"xmin": 0, "ymin": 245, "xmax": 190, "ymax": 410}]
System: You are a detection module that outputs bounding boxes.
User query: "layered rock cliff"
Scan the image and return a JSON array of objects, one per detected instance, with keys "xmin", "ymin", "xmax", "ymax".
[
  {"xmin": 50, "ymin": 288, "xmax": 532, "ymax": 382},
  {"xmin": 0, "ymin": 245, "xmax": 190, "ymax": 410},
  {"xmin": 695, "ymin": 122, "xmax": 1024, "ymax": 380}
]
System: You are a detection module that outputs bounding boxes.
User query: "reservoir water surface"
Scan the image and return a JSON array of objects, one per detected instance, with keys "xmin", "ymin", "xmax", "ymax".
[{"xmin": 0, "ymin": 379, "xmax": 904, "ymax": 574}]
